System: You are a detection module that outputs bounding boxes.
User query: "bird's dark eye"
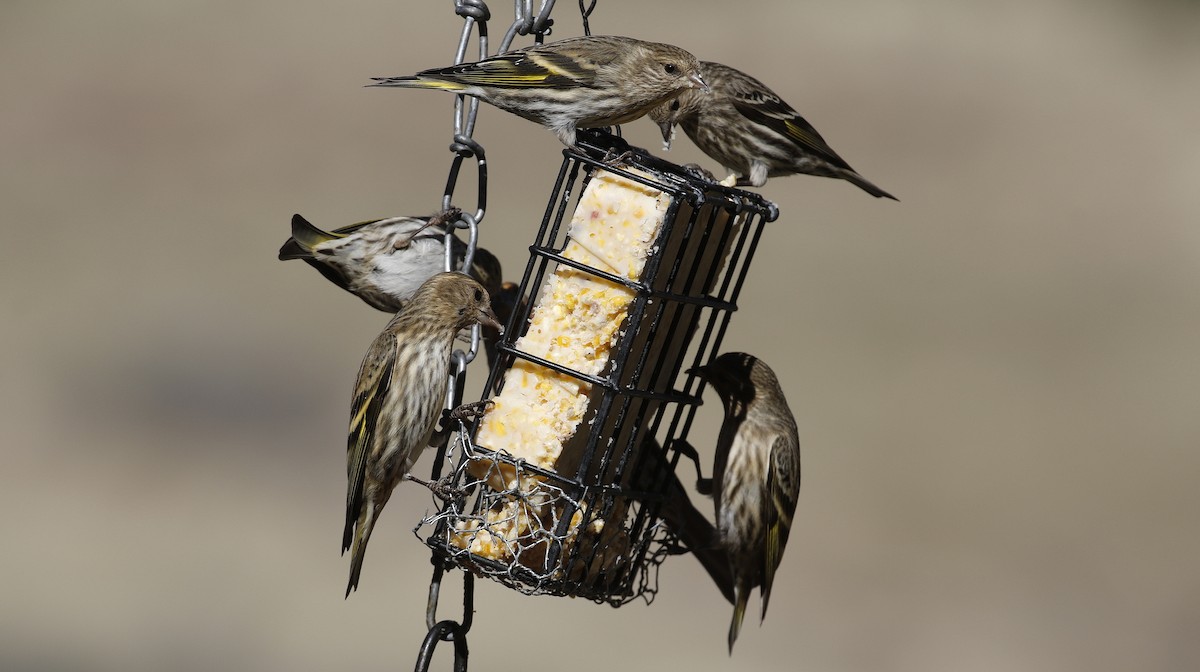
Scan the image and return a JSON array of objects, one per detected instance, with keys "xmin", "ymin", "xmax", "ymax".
[
  {"xmin": 473, "ymin": 289, "xmax": 483, "ymax": 302},
  {"xmin": 670, "ymin": 100, "xmax": 680, "ymax": 111},
  {"xmin": 663, "ymin": 63, "xmax": 678, "ymax": 75}
]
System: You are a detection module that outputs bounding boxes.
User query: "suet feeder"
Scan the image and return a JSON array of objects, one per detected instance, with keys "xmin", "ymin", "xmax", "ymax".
[{"xmin": 418, "ymin": 129, "xmax": 778, "ymax": 605}]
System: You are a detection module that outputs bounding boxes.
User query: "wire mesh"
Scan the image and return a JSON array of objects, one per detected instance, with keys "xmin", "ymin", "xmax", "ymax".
[{"xmin": 418, "ymin": 129, "xmax": 777, "ymax": 605}]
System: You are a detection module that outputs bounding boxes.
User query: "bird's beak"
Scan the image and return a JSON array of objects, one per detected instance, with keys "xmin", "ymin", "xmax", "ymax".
[
  {"xmin": 686, "ymin": 362, "xmax": 710, "ymax": 378},
  {"xmin": 657, "ymin": 120, "xmax": 675, "ymax": 147},
  {"xmin": 689, "ymin": 73, "xmax": 710, "ymax": 92},
  {"xmin": 478, "ymin": 307, "xmax": 503, "ymax": 334}
]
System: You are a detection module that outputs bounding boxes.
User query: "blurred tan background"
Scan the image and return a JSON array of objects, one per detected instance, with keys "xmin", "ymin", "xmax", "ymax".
[{"xmin": 3, "ymin": 0, "xmax": 1199, "ymax": 670}]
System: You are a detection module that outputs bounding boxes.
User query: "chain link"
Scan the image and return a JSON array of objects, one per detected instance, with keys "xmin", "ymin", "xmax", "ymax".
[{"xmin": 578, "ymin": 0, "xmax": 597, "ymax": 36}]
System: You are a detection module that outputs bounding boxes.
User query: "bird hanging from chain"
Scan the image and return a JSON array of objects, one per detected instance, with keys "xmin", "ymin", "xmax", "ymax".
[{"xmin": 279, "ymin": 207, "xmax": 501, "ymax": 313}]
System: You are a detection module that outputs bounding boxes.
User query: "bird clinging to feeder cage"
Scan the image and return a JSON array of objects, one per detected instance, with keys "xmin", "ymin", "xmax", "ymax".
[
  {"xmin": 692, "ymin": 352, "xmax": 801, "ymax": 652},
  {"xmin": 343, "ymin": 272, "xmax": 501, "ymax": 597}
]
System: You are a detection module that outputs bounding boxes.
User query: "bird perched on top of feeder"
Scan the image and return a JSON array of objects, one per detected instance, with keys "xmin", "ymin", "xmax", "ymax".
[
  {"xmin": 650, "ymin": 61, "xmax": 896, "ymax": 199},
  {"xmin": 370, "ymin": 35, "xmax": 709, "ymax": 148}
]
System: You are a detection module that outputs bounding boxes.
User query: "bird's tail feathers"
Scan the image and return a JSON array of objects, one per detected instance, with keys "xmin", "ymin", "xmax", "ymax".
[
  {"xmin": 841, "ymin": 171, "xmax": 898, "ymax": 201},
  {"xmin": 344, "ymin": 503, "xmax": 377, "ymax": 598},
  {"xmin": 280, "ymin": 214, "xmax": 338, "ymax": 260}
]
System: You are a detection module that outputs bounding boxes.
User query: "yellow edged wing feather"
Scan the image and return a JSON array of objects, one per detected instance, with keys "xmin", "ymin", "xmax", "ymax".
[
  {"xmin": 342, "ymin": 336, "xmax": 396, "ymax": 552},
  {"xmin": 416, "ymin": 49, "xmax": 591, "ymax": 89},
  {"xmin": 760, "ymin": 432, "xmax": 799, "ymax": 620}
]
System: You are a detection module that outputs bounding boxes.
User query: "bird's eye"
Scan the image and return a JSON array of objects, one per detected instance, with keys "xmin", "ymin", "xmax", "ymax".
[
  {"xmin": 473, "ymin": 289, "xmax": 483, "ymax": 302},
  {"xmin": 670, "ymin": 100, "xmax": 680, "ymax": 111},
  {"xmin": 663, "ymin": 63, "xmax": 678, "ymax": 75}
]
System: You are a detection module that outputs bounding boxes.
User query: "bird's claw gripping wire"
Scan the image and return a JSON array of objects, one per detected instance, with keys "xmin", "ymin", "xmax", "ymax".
[
  {"xmin": 430, "ymin": 399, "xmax": 493, "ymax": 449},
  {"xmin": 405, "ymin": 472, "xmax": 467, "ymax": 501},
  {"xmin": 681, "ymin": 163, "xmax": 717, "ymax": 183},
  {"xmin": 450, "ymin": 399, "xmax": 494, "ymax": 422},
  {"xmin": 601, "ymin": 148, "xmax": 635, "ymax": 167}
]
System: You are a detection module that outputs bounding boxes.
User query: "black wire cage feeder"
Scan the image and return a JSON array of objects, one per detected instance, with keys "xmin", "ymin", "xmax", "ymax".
[{"xmin": 417, "ymin": 129, "xmax": 778, "ymax": 607}]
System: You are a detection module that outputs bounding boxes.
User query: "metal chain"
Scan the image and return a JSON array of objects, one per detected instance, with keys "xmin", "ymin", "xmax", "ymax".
[
  {"xmin": 578, "ymin": 0, "xmax": 596, "ymax": 36},
  {"xmin": 415, "ymin": 2, "xmax": 599, "ymax": 669},
  {"xmin": 438, "ymin": 0, "xmax": 492, "ymax": 409},
  {"xmin": 435, "ymin": 1, "xmax": 560, "ymax": 462}
]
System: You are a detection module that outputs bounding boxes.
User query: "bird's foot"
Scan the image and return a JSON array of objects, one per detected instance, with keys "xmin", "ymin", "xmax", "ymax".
[
  {"xmin": 405, "ymin": 473, "xmax": 465, "ymax": 501},
  {"xmin": 431, "ymin": 400, "xmax": 493, "ymax": 443},
  {"xmin": 681, "ymin": 163, "xmax": 717, "ymax": 182},
  {"xmin": 428, "ymin": 206, "xmax": 463, "ymax": 229},
  {"xmin": 449, "ymin": 399, "xmax": 493, "ymax": 423},
  {"xmin": 601, "ymin": 149, "xmax": 634, "ymax": 167},
  {"xmin": 719, "ymin": 174, "xmax": 739, "ymax": 188}
]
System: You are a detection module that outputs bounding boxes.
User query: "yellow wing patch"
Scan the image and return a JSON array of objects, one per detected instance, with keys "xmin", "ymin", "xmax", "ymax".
[{"xmin": 783, "ymin": 119, "xmax": 823, "ymax": 150}]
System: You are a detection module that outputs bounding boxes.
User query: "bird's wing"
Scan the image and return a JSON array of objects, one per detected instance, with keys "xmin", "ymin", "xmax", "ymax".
[
  {"xmin": 418, "ymin": 48, "xmax": 593, "ymax": 88},
  {"xmin": 342, "ymin": 333, "xmax": 396, "ymax": 552},
  {"xmin": 760, "ymin": 430, "xmax": 800, "ymax": 618},
  {"xmin": 726, "ymin": 81, "xmax": 856, "ymax": 172},
  {"xmin": 328, "ymin": 215, "xmax": 448, "ymax": 241},
  {"xmin": 327, "ymin": 217, "xmax": 394, "ymax": 237},
  {"xmin": 281, "ymin": 215, "xmax": 402, "ymax": 259}
]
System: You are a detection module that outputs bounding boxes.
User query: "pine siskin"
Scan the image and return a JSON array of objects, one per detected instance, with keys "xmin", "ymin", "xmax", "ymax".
[
  {"xmin": 692, "ymin": 352, "xmax": 802, "ymax": 652},
  {"xmin": 650, "ymin": 61, "xmax": 896, "ymax": 199},
  {"xmin": 343, "ymin": 272, "xmax": 501, "ymax": 597},
  {"xmin": 369, "ymin": 35, "xmax": 709, "ymax": 147},
  {"xmin": 278, "ymin": 208, "xmax": 501, "ymax": 313}
]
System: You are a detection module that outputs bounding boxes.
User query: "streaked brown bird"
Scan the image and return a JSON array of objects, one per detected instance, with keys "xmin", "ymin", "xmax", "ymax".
[
  {"xmin": 692, "ymin": 352, "xmax": 801, "ymax": 652},
  {"xmin": 650, "ymin": 61, "xmax": 896, "ymax": 199},
  {"xmin": 343, "ymin": 272, "xmax": 501, "ymax": 597},
  {"xmin": 369, "ymin": 35, "xmax": 708, "ymax": 147},
  {"xmin": 279, "ymin": 208, "xmax": 502, "ymax": 313}
]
